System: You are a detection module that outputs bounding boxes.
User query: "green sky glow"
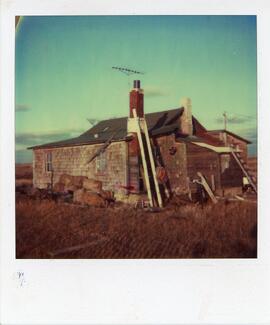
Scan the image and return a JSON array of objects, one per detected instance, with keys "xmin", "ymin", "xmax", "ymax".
[{"xmin": 15, "ymin": 15, "xmax": 257, "ymax": 162}]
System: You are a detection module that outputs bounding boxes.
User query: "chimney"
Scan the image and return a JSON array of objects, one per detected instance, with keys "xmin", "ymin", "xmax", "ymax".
[
  {"xmin": 129, "ymin": 80, "xmax": 144, "ymax": 118},
  {"xmin": 180, "ymin": 97, "xmax": 193, "ymax": 135},
  {"xmin": 127, "ymin": 80, "xmax": 144, "ymax": 194}
]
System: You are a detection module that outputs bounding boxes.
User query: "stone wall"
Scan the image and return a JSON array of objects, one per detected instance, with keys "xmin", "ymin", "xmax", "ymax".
[
  {"xmin": 155, "ymin": 134, "xmax": 189, "ymax": 195},
  {"xmin": 33, "ymin": 141, "xmax": 128, "ymax": 194}
]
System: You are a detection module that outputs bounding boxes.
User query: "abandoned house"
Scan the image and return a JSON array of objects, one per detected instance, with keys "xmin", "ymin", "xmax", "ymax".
[{"xmin": 29, "ymin": 80, "xmax": 254, "ymax": 203}]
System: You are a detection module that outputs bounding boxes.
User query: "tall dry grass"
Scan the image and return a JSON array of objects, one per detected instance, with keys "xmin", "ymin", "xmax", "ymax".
[{"xmin": 16, "ymin": 195, "xmax": 257, "ymax": 259}]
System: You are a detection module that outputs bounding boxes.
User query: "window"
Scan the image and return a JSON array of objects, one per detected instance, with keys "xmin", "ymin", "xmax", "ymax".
[
  {"xmin": 96, "ymin": 152, "xmax": 106, "ymax": 172},
  {"xmin": 45, "ymin": 152, "xmax": 53, "ymax": 172}
]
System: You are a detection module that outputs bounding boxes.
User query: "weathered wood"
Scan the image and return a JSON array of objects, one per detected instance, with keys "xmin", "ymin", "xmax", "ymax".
[
  {"xmin": 33, "ymin": 141, "xmax": 128, "ymax": 195},
  {"xmin": 186, "ymin": 142, "xmax": 221, "ymax": 191},
  {"xmin": 220, "ymin": 153, "xmax": 244, "ymax": 188},
  {"xmin": 197, "ymin": 172, "xmax": 218, "ymax": 204},
  {"xmin": 87, "ymin": 133, "xmax": 116, "ymax": 164},
  {"xmin": 141, "ymin": 113, "xmax": 163, "ymax": 208},
  {"xmin": 231, "ymin": 151, "xmax": 257, "ymax": 193},
  {"xmin": 132, "ymin": 109, "xmax": 154, "ymax": 207}
]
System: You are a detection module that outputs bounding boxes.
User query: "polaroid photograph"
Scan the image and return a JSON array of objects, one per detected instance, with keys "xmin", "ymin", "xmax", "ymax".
[
  {"xmin": 15, "ymin": 14, "xmax": 257, "ymax": 259},
  {"xmin": 1, "ymin": 0, "xmax": 270, "ymax": 324}
]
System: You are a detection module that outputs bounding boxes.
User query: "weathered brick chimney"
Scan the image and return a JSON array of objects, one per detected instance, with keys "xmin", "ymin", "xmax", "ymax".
[
  {"xmin": 127, "ymin": 80, "xmax": 144, "ymax": 194},
  {"xmin": 129, "ymin": 80, "xmax": 144, "ymax": 117},
  {"xmin": 180, "ymin": 97, "xmax": 193, "ymax": 135}
]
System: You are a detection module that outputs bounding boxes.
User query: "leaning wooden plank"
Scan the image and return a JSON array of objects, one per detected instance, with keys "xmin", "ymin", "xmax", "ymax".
[
  {"xmin": 87, "ymin": 132, "xmax": 116, "ymax": 164},
  {"xmin": 231, "ymin": 151, "xmax": 257, "ymax": 194},
  {"xmin": 132, "ymin": 109, "xmax": 154, "ymax": 208},
  {"xmin": 197, "ymin": 172, "xmax": 218, "ymax": 204},
  {"xmin": 142, "ymin": 118, "xmax": 163, "ymax": 208},
  {"xmin": 235, "ymin": 195, "xmax": 245, "ymax": 201}
]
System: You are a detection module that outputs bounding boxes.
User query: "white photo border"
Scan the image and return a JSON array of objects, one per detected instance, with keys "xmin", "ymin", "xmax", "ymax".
[{"xmin": 1, "ymin": 0, "xmax": 270, "ymax": 324}]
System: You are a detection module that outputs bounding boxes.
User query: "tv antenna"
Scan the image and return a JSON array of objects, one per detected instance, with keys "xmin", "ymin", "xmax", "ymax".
[
  {"xmin": 112, "ymin": 66, "xmax": 144, "ymax": 76},
  {"xmin": 112, "ymin": 66, "xmax": 145, "ymax": 89}
]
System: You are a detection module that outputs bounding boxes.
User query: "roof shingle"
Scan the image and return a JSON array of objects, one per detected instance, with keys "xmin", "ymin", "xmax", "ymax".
[
  {"xmin": 29, "ymin": 108, "xmax": 184, "ymax": 149},
  {"xmin": 28, "ymin": 107, "xmax": 251, "ymax": 149}
]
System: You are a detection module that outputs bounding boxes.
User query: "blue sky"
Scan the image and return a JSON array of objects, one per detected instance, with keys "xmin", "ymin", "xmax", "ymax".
[{"xmin": 15, "ymin": 15, "xmax": 257, "ymax": 162}]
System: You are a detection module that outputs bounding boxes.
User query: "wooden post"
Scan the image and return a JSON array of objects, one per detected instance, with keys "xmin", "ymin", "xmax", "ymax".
[
  {"xmin": 141, "ymin": 118, "xmax": 163, "ymax": 208},
  {"xmin": 132, "ymin": 109, "xmax": 154, "ymax": 207},
  {"xmin": 197, "ymin": 172, "xmax": 218, "ymax": 204}
]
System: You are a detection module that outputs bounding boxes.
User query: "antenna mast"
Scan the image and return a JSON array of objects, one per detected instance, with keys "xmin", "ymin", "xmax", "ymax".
[
  {"xmin": 112, "ymin": 66, "xmax": 145, "ymax": 89},
  {"xmin": 223, "ymin": 111, "xmax": 227, "ymax": 130}
]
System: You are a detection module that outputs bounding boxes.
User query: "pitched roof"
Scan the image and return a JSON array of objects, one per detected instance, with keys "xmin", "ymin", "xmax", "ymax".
[
  {"xmin": 207, "ymin": 129, "xmax": 252, "ymax": 144},
  {"xmin": 29, "ymin": 108, "xmax": 185, "ymax": 149},
  {"xmin": 28, "ymin": 107, "xmax": 250, "ymax": 149}
]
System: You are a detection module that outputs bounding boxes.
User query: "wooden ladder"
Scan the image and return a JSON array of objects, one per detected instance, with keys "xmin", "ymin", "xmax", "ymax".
[
  {"xmin": 132, "ymin": 109, "xmax": 163, "ymax": 208},
  {"xmin": 231, "ymin": 151, "xmax": 257, "ymax": 194}
]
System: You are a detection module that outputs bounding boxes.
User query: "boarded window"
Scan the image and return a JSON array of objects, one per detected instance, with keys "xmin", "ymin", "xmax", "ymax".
[
  {"xmin": 96, "ymin": 152, "xmax": 106, "ymax": 172},
  {"xmin": 45, "ymin": 152, "xmax": 53, "ymax": 172}
]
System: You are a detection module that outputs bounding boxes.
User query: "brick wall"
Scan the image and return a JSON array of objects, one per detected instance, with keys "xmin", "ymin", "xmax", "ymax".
[{"xmin": 33, "ymin": 141, "xmax": 128, "ymax": 194}]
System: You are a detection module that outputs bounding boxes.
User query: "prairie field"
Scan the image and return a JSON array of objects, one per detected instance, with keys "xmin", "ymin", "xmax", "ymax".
[
  {"xmin": 16, "ymin": 196, "xmax": 257, "ymax": 259},
  {"xmin": 15, "ymin": 164, "xmax": 257, "ymax": 259},
  {"xmin": 15, "ymin": 163, "xmax": 33, "ymax": 186}
]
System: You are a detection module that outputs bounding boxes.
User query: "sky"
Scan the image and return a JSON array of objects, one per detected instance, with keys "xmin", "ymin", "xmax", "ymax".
[{"xmin": 15, "ymin": 15, "xmax": 257, "ymax": 163}]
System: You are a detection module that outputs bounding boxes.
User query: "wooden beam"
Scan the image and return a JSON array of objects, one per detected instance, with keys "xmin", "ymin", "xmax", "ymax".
[
  {"xmin": 142, "ymin": 118, "xmax": 163, "ymax": 208},
  {"xmin": 197, "ymin": 172, "xmax": 218, "ymax": 204},
  {"xmin": 231, "ymin": 151, "xmax": 257, "ymax": 194},
  {"xmin": 132, "ymin": 109, "xmax": 154, "ymax": 207}
]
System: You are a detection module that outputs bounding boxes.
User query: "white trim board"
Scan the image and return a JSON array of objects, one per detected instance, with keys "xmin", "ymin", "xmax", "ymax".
[{"xmin": 192, "ymin": 142, "xmax": 241, "ymax": 153}]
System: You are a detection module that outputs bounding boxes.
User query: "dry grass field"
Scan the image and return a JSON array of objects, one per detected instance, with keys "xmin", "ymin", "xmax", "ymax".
[
  {"xmin": 15, "ymin": 164, "xmax": 257, "ymax": 259},
  {"xmin": 15, "ymin": 163, "xmax": 33, "ymax": 186},
  {"xmin": 16, "ymin": 195, "xmax": 257, "ymax": 259}
]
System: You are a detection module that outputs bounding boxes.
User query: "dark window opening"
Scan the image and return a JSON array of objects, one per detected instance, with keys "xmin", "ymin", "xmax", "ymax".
[{"xmin": 45, "ymin": 152, "xmax": 53, "ymax": 172}]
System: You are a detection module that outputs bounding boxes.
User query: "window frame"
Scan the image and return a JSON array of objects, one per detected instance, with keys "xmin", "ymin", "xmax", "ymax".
[
  {"xmin": 45, "ymin": 151, "xmax": 53, "ymax": 172},
  {"xmin": 95, "ymin": 151, "xmax": 107, "ymax": 173}
]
